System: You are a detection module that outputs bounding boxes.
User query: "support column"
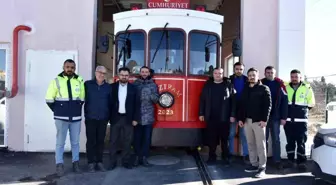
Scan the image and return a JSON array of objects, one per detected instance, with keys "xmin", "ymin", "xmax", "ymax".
[
  {"xmin": 277, "ymin": 0, "xmax": 306, "ymax": 81},
  {"xmin": 240, "ymin": 0, "xmax": 278, "ymax": 74}
]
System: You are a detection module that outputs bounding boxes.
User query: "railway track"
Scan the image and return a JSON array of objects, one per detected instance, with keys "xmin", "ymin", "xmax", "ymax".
[{"xmin": 193, "ymin": 150, "xmax": 213, "ymax": 185}]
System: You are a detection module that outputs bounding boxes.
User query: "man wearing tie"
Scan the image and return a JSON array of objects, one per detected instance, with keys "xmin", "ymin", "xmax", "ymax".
[{"xmin": 109, "ymin": 67, "xmax": 140, "ymax": 170}]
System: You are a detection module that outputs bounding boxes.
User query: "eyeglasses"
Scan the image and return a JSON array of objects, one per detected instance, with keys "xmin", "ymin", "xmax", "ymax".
[{"xmin": 96, "ymin": 71, "xmax": 106, "ymax": 75}]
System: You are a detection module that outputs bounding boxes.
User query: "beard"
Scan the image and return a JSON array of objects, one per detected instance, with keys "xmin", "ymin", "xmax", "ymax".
[{"xmin": 119, "ymin": 79, "xmax": 128, "ymax": 83}]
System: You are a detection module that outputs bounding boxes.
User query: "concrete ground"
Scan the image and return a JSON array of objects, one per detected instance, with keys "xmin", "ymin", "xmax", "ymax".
[{"xmin": 0, "ymin": 149, "xmax": 333, "ymax": 185}]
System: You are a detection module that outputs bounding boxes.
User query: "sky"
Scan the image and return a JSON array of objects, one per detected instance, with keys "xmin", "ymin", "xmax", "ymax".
[
  {"xmin": 305, "ymin": 0, "xmax": 336, "ymax": 82},
  {"xmin": 0, "ymin": 50, "xmax": 6, "ymax": 72}
]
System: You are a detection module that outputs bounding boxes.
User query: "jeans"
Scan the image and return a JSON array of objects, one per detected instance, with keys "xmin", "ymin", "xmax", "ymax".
[
  {"xmin": 55, "ymin": 120, "xmax": 81, "ymax": 164},
  {"xmin": 265, "ymin": 120, "xmax": 281, "ymax": 162},
  {"xmin": 229, "ymin": 122, "xmax": 248, "ymax": 156},
  {"xmin": 133, "ymin": 124, "xmax": 153, "ymax": 158},
  {"xmin": 85, "ymin": 119, "xmax": 108, "ymax": 164}
]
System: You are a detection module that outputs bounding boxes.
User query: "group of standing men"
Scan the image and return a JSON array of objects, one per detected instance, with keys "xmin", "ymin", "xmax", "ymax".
[
  {"xmin": 199, "ymin": 62, "xmax": 315, "ymax": 178},
  {"xmin": 45, "ymin": 59, "xmax": 315, "ymax": 178},
  {"xmin": 45, "ymin": 59, "xmax": 159, "ymax": 176}
]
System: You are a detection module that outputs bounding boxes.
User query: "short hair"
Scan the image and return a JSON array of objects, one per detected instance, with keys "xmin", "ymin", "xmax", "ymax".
[
  {"xmin": 213, "ymin": 67, "xmax": 224, "ymax": 72},
  {"xmin": 64, "ymin": 59, "xmax": 75, "ymax": 65},
  {"xmin": 290, "ymin": 69, "xmax": 301, "ymax": 74},
  {"xmin": 118, "ymin": 67, "xmax": 130, "ymax": 73},
  {"xmin": 247, "ymin": 67, "xmax": 259, "ymax": 74},
  {"xmin": 265, "ymin": 66, "xmax": 275, "ymax": 71},
  {"xmin": 96, "ymin": 65, "xmax": 106, "ymax": 72},
  {"xmin": 140, "ymin": 66, "xmax": 150, "ymax": 72},
  {"xmin": 234, "ymin": 62, "xmax": 244, "ymax": 68}
]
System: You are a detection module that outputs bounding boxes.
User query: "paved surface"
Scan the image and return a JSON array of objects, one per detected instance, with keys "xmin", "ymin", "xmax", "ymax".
[{"xmin": 0, "ymin": 149, "xmax": 333, "ymax": 185}]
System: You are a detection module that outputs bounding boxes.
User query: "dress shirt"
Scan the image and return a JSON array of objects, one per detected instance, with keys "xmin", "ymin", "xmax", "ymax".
[{"xmin": 118, "ymin": 83, "xmax": 127, "ymax": 113}]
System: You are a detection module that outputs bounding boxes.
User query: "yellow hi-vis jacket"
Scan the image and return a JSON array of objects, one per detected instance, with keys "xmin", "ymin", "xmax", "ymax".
[
  {"xmin": 45, "ymin": 73, "xmax": 85, "ymax": 122},
  {"xmin": 285, "ymin": 81, "xmax": 315, "ymax": 123}
]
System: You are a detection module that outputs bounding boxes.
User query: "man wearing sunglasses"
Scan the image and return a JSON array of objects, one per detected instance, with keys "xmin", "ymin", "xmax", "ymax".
[{"xmin": 45, "ymin": 59, "xmax": 85, "ymax": 176}]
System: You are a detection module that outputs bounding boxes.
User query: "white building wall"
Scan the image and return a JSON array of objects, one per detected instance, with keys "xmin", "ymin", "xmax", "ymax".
[
  {"xmin": 277, "ymin": 0, "xmax": 306, "ymax": 81},
  {"xmin": 241, "ymin": 0, "xmax": 278, "ymax": 76},
  {"xmin": 0, "ymin": 0, "xmax": 96, "ymax": 151}
]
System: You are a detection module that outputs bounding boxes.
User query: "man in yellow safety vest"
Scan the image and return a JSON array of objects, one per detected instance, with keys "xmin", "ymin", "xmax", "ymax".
[
  {"xmin": 284, "ymin": 69, "xmax": 315, "ymax": 170},
  {"xmin": 45, "ymin": 59, "xmax": 85, "ymax": 176}
]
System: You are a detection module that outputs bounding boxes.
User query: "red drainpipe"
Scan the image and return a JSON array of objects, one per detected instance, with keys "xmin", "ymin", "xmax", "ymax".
[{"xmin": 6, "ymin": 25, "xmax": 32, "ymax": 98}]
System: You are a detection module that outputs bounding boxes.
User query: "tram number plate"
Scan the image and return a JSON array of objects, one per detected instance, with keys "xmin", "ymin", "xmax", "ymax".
[{"xmin": 158, "ymin": 109, "xmax": 174, "ymax": 116}]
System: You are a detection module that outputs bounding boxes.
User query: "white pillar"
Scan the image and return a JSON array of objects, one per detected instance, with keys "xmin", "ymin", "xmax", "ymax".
[
  {"xmin": 241, "ymin": 0, "xmax": 278, "ymax": 75},
  {"xmin": 277, "ymin": 0, "xmax": 306, "ymax": 81}
]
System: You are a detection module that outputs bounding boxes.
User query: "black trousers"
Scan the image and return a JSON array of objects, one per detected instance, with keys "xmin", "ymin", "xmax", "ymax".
[
  {"xmin": 284, "ymin": 121, "xmax": 308, "ymax": 164},
  {"xmin": 109, "ymin": 116, "xmax": 133, "ymax": 165},
  {"xmin": 205, "ymin": 120, "xmax": 230, "ymax": 159},
  {"xmin": 85, "ymin": 119, "xmax": 108, "ymax": 164}
]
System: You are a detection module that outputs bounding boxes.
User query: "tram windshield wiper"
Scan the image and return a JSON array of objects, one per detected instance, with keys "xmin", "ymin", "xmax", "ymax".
[
  {"xmin": 150, "ymin": 22, "xmax": 169, "ymax": 64},
  {"xmin": 117, "ymin": 24, "xmax": 131, "ymax": 67}
]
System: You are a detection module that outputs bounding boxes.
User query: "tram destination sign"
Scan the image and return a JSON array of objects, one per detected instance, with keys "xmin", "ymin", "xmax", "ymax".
[{"xmin": 147, "ymin": 0, "xmax": 190, "ymax": 9}]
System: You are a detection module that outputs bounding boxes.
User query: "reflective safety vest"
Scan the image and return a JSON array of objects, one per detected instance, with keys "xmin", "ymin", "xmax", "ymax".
[
  {"xmin": 45, "ymin": 73, "xmax": 85, "ymax": 122},
  {"xmin": 285, "ymin": 82, "xmax": 315, "ymax": 123}
]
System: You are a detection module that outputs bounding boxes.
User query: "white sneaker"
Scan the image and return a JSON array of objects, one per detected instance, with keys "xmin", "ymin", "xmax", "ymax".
[{"xmin": 255, "ymin": 168, "xmax": 266, "ymax": 178}]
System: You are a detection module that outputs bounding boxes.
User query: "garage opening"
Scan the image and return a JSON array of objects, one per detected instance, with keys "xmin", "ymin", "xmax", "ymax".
[
  {"xmin": 0, "ymin": 44, "xmax": 8, "ymax": 147},
  {"xmin": 95, "ymin": 0, "xmax": 241, "ymax": 150},
  {"xmin": 95, "ymin": 0, "xmax": 241, "ymax": 79}
]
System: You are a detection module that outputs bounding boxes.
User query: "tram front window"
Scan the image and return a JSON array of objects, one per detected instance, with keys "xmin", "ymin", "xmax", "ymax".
[
  {"xmin": 115, "ymin": 31, "xmax": 145, "ymax": 74},
  {"xmin": 149, "ymin": 30, "xmax": 184, "ymax": 74},
  {"xmin": 189, "ymin": 32, "xmax": 219, "ymax": 75}
]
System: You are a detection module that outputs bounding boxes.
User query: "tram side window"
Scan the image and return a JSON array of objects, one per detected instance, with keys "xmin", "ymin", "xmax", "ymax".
[
  {"xmin": 149, "ymin": 30, "xmax": 184, "ymax": 74},
  {"xmin": 189, "ymin": 32, "xmax": 218, "ymax": 75},
  {"xmin": 115, "ymin": 32, "xmax": 145, "ymax": 74}
]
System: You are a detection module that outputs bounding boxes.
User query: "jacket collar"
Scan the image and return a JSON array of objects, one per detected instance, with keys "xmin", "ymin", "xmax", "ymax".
[{"xmin": 58, "ymin": 72, "xmax": 78, "ymax": 79}]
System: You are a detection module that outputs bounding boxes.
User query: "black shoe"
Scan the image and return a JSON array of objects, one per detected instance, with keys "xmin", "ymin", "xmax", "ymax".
[
  {"xmin": 207, "ymin": 156, "xmax": 216, "ymax": 164},
  {"xmin": 73, "ymin": 161, "xmax": 81, "ymax": 173},
  {"xmin": 275, "ymin": 162, "xmax": 283, "ymax": 170},
  {"xmin": 96, "ymin": 162, "xmax": 106, "ymax": 172},
  {"xmin": 123, "ymin": 163, "xmax": 133, "ymax": 169},
  {"xmin": 88, "ymin": 163, "xmax": 95, "ymax": 173},
  {"xmin": 243, "ymin": 155, "xmax": 250, "ymax": 164},
  {"xmin": 133, "ymin": 156, "xmax": 140, "ymax": 167},
  {"xmin": 244, "ymin": 165, "xmax": 259, "ymax": 173},
  {"xmin": 283, "ymin": 161, "xmax": 296, "ymax": 169},
  {"xmin": 56, "ymin": 163, "xmax": 64, "ymax": 177},
  {"xmin": 255, "ymin": 168, "xmax": 266, "ymax": 178},
  {"xmin": 297, "ymin": 163, "xmax": 307, "ymax": 171},
  {"xmin": 228, "ymin": 154, "xmax": 234, "ymax": 163},
  {"xmin": 222, "ymin": 158, "xmax": 230, "ymax": 167},
  {"xmin": 142, "ymin": 157, "xmax": 152, "ymax": 167},
  {"xmin": 108, "ymin": 162, "xmax": 117, "ymax": 171}
]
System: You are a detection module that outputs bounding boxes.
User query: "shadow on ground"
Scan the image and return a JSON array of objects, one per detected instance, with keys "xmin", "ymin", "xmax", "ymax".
[{"xmin": 0, "ymin": 149, "xmax": 334, "ymax": 185}]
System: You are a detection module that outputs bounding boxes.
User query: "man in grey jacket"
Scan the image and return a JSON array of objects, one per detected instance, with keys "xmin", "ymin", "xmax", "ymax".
[{"xmin": 133, "ymin": 66, "xmax": 159, "ymax": 167}]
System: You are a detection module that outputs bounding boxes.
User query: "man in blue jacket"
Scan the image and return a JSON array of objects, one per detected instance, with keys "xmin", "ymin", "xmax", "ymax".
[
  {"xmin": 229, "ymin": 62, "xmax": 249, "ymax": 163},
  {"xmin": 84, "ymin": 66, "xmax": 111, "ymax": 172},
  {"xmin": 261, "ymin": 66, "xmax": 288, "ymax": 170}
]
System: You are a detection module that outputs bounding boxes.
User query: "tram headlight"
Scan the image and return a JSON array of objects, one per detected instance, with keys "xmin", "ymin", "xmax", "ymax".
[{"xmin": 158, "ymin": 92, "xmax": 174, "ymax": 108}]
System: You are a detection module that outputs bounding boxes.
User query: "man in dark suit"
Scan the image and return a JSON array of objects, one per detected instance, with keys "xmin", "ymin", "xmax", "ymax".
[{"xmin": 109, "ymin": 67, "xmax": 140, "ymax": 170}]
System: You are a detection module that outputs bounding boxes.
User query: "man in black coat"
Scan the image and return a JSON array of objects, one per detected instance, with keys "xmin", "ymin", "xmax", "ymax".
[
  {"xmin": 238, "ymin": 67, "xmax": 272, "ymax": 178},
  {"xmin": 109, "ymin": 67, "xmax": 140, "ymax": 170},
  {"xmin": 199, "ymin": 67, "xmax": 236, "ymax": 165}
]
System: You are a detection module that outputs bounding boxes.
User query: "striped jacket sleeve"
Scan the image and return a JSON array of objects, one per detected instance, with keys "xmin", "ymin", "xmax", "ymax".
[{"xmin": 45, "ymin": 79, "xmax": 57, "ymax": 111}]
